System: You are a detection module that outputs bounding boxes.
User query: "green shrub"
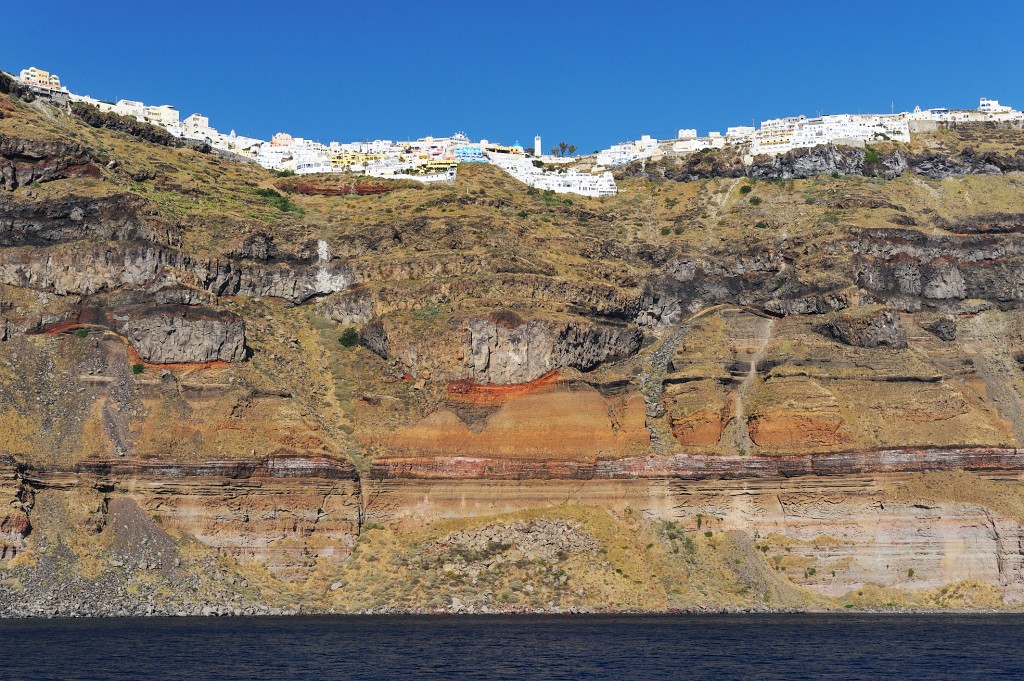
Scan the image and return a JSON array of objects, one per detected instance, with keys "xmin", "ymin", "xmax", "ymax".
[
  {"xmin": 704, "ymin": 530, "xmax": 713, "ymax": 538},
  {"xmin": 253, "ymin": 187, "xmax": 301, "ymax": 213},
  {"xmin": 660, "ymin": 226, "xmax": 671, "ymax": 235},
  {"xmin": 74, "ymin": 328, "xmax": 89, "ymax": 338},
  {"xmin": 749, "ymin": 196, "xmax": 762, "ymax": 206},
  {"xmin": 131, "ymin": 363, "xmax": 145, "ymax": 375},
  {"xmin": 821, "ymin": 210, "xmax": 842, "ymax": 225},
  {"xmin": 739, "ymin": 184, "xmax": 752, "ymax": 194},
  {"xmin": 831, "ymin": 172, "xmax": 841, "ymax": 179},
  {"xmin": 907, "ymin": 568, "xmax": 915, "ymax": 578},
  {"xmin": 673, "ymin": 225, "xmax": 683, "ymax": 235},
  {"xmin": 516, "ymin": 210, "xmax": 528, "ymax": 218},
  {"xmin": 271, "ymin": 168, "xmax": 296, "ymax": 177},
  {"xmin": 754, "ymin": 221, "xmax": 770, "ymax": 229},
  {"xmin": 338, "ymin": 327, "xmax": 359, "ymax": 348},
  {"xmin": 865, "ymin": 147, "xmax": 880, "ymax": 164}
]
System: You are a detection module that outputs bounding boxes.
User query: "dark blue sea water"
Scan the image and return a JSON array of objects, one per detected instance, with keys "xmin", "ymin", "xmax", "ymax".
[{"xmin": 0, "ymin": 613, "xmax": 1020, "ymax": 680}]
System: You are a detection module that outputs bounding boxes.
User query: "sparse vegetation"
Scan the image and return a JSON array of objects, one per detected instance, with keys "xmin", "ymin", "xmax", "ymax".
[{"xmin": 253, "ymin": 187, "xmax": 302, "ymax": 213}]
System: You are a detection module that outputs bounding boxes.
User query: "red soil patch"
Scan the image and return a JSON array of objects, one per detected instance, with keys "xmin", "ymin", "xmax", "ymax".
[
  {"xmin": 446, "ymin": 370, "xmax": 560, "ymax": 404},
  {"xmin": 125, "ymin": 343, "xmax": 229, "ymax": 372}
]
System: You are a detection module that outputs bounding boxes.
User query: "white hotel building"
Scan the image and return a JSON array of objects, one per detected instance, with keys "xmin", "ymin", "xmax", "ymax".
[{"xmin": 750, "ymin": 113, "xmax": 910, "ymax": 156}]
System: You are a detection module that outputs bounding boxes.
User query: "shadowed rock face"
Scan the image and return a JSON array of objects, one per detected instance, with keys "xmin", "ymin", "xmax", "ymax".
[
  {"xmin": 464, "ymin": 316, "xmax": 643, "ymax": 384},
  {"xmin": 361, "ymin": 314, "xmax": 643, "ymax": 384},
  {"xmin": 111, "ymin": 305, "xmax": 247, "ymax": 364},
  {"xmin": 0, "ymin": 242, "xmax": 353, "ymax": 303},
  {"xmin": 0, "ymin": 192, "xmax": 172, "ymax": 246},
  {"xmin": 820, "ymin": 308, "xmax": 907, "ymax": 349},
  {"xmin": 30, "ymin": 303, "xmax": 248, "ymax": 364},
  {"xmin": 748, "ymin": 145, "xmax": 908, "ymax": 180},
  {"xmin": 746, "ymin": 144, "xmax": 1024, "ymax": 181},
  {"xmin": 0, "ymin": 135, "xmax": 100, "ymax": 191}
]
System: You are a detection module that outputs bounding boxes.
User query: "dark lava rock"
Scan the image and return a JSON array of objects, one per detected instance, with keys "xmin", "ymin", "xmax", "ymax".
[{"xmin": 820, "ymin": 308, "xmax": 908, "ymax": 349}]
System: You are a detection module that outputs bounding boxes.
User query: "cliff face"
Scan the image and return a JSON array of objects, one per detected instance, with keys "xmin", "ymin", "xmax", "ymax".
[
  {"xmin": 8, "ymin": 78, "xmax": 1024, "ymax": 613},
  {"xmin": 0, "ymin": 135, "xmax": 100, "ymax": 191},
  {"xmin": 361, "ymin": 313, "xmax": 642, "ymax": 384}
]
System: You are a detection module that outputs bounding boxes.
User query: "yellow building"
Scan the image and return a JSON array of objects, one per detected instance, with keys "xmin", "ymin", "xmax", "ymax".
[
  {"xmin": 330, "ymin": 152, "xmax": 385, "ymax": 169},
  {"xmin": 483, "ymin": 143, "xmax": 524, "ymax": 155},
  {"xmin": 419, "ymin": 159, "xmax": 458, "ymax": 173},
  {"xmin": 19, "ymin": 67, "xmax": 61, "ymax": 89}
]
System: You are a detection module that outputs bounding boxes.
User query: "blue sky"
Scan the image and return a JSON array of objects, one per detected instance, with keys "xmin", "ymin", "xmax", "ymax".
[{"xmin": 3, "ymin": 1, "xmax": 1024, "ymax": 151}]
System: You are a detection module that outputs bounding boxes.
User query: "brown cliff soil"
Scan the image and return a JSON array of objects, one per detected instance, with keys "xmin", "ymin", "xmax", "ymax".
[
  {"xmin": 382, "ymin": 381, "xmax": 649, "ymax": 461},
  {"xmin": 274, "ymin": 174, "xmax": 421, "ymax": 196},
  {"xmin": 664, "ymin": 380, "xmax": 734, "ymax": 447},
  {"xmin": 747, "ymin": 380, "xmax": 853, "ymax": 450}
]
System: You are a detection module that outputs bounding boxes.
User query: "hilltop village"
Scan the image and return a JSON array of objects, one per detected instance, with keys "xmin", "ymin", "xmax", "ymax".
[{"xmin": 11, "ymin": 64, "xmax": 1024, "ymax": 199}]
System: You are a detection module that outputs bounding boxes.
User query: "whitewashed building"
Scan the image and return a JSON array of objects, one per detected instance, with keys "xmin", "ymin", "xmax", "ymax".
[
  {"xmin": 980, "ymin": 98, "xmax": 1012, "ymax": 114},
  {"xmin": 595, "ymin": 135, "xmax": 659, "ymax": 168},
  {"xmin": 113, "ymin": 99, "xmax": 146, "ymax": 119},
  {"xmin": 789, "ymin": 114, "xmax": 910, "ymax": 149},
  {"xmin": 750, "ymin": 113, "xmax": 908, "ymax": 156},
  {"xmin": 489, "ymin": 154, "xmax": 617, "ymax": 197},
  {"xmin": 144, "ymin": 104, "xmax": 179, "ymax": 126},
  {"xmin": 726, "ymin": 126, "xmax": 756, "ymax": 143},
  {"xmin": 672, "ymin": 131, "xmax": 726, "ymax": 153}
]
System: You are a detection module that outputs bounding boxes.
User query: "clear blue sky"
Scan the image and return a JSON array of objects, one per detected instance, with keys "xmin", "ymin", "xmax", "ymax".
[{"xmin": 4, "ymin": 0, "xmax": 1024, "ymax": 151}]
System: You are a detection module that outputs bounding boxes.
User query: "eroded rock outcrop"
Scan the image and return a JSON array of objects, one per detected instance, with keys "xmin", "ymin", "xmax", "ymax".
[
  {"xmin": 0, "ymin": 456, "xmax": 31, "ymax": 560},
  {"xmin": 0, "ymin": 192, "xmax": 177, "ymax": 246},
  {"xmin": 639, "ymin": 253, "xmax": 785, "ymax": 325},
  {"xmin": 852, "ymin": 228, "xmax": 1024, "ymax": 306},
  {"xmin": 362, "ymin": 312, "xmax": 642, "ymax": 384},
  {"xmin": 820, "ymin": 308, "xmax": 907, "ymax": 349},
  {"xmin": 110, "ymin": 304, "xmax": 247, "ymax": 364},
  {"xmin": 466, "ymin": 314, "xmax": 642, "ymax": 384},
  {"xmin": 0, "ymin": 242, "xmax": 353, "ymax": 303},
  {"xmin": 749, "ymin": 144, "xmax": 907, "ymax": 180},
  {"xmin": 0, "ymin": 135, "xmax": 100, "ymax": 191}
]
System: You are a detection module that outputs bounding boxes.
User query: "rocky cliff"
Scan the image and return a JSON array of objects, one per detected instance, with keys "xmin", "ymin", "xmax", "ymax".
[{"xmin": 7, "ymin": 74, "xmax": 1024, "ymax": 614}]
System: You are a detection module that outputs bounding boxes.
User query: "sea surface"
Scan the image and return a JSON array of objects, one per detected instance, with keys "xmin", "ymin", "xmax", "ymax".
[{"xmin": 0, "ymin": 613, "xmax": 1020, "ymax": 680}]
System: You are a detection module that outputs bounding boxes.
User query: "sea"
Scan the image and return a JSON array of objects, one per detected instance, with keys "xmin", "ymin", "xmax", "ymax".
[{"xmin": 0, "ymin": 613, "xmax": 1020, "ymax": 680}]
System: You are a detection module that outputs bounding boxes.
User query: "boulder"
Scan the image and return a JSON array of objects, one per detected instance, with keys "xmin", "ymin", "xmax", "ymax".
[{"xmin": 820, "ymin": 308, "xmax": 907, "ymax": 349}]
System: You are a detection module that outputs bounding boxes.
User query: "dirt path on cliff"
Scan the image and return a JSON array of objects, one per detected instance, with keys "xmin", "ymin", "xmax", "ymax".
[
  {"xmin": 733, "ymin": 316, "xmax": 776, "ymax": 454},
  {"xmin": 641, "ymin": 304, "xmax": 775, "ymax": 455}
]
